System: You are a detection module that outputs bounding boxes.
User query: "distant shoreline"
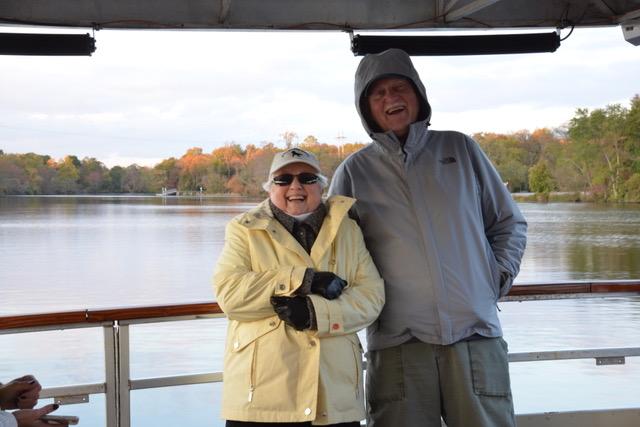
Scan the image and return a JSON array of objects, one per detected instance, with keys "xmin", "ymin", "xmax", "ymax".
[
  {"xmin": 511, "ymin": 192, "xmax": 639, "ymax": 203},
  {"xmin": 2, "ymin": 193, "xmax": 639, "ymax": 204}
]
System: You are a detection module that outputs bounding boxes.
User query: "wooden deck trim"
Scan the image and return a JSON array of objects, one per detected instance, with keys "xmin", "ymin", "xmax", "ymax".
[{"xmin": 2, "ymin": 281, "xmax": 639, "ymax": 330}]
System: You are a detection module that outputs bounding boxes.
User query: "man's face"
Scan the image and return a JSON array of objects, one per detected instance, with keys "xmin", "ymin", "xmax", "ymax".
[
  {"xmin": 268, "ymin": 162, "xmax": 323, "ymax": 216},
  {"xmin": 367, "ymin": 77, "xmax": 420, "ymax": 140}
]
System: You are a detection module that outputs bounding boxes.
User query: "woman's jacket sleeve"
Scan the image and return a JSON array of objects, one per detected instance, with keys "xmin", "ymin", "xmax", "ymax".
[
  {"xmin": 308, "ymin": 221, "xmax": 385, "ymax": 337},
  {"xmin": 214, "ymin": 218, "xmax": 307, "ymax": 322}
]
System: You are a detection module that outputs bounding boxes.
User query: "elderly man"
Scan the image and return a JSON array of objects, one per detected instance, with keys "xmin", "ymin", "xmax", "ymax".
[
  {"xmin": 329, "ymin": 49, "xmax": 527, "ymax": 427},
  {"xmin": 214, "ymin": 148, "xmax": 384, "ymax": 426}
]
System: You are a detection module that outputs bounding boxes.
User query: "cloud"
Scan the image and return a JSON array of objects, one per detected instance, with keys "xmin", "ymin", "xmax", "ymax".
[{"xmin": 1, "ymin": 25, "xmax": 638, "ymax": 167}]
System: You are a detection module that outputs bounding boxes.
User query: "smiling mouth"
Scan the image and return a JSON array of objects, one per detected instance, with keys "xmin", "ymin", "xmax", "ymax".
[
  {"xmin": 287, "ymin": 195, "xmax": 306, "ymax": 202},
  {"xmin": 386, "ymin": 104, "xmax": 406, "ymax": 115}
]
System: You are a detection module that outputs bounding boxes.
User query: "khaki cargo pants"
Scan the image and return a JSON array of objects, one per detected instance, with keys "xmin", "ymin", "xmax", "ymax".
[{"xmin": 366, "ymin": 337, "xmax": 516, "ymax": 427}]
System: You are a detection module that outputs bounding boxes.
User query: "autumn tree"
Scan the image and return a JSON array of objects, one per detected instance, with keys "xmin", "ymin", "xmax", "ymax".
[
  {"xmin": 153, "ymin": 157, "xmax": 180, "ymax": 190},
  {"xmin": 235, "ymin": 144, "xmax": 278, "ymax": 195},
  {"xmin": 12, "ymin": 153, "xmax": 52, "ymax": 194},
  {"xmin": 177, "ymin": 148, "xmax": 210, "ymax": 191},
  {"xmin": 0, "ymin": 154, "xmax": 28, "ymax": 194},
  {"xmin": 121, "ymin": 165, "xmax": 154, "ymax": 193},
  {"xmin": 79, "ymin": 157, "xmax": 109, "ymax": 193},
  {"xmin": 211, "ymin": 144, "xmax": 244, "ymax": 179},
  {"xmin": 52, "ymin": 155, "xmax": 81, "ymax": 193}
]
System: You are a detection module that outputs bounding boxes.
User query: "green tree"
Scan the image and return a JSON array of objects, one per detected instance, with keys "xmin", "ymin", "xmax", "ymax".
[
  {"xmin": 153, "ymin": 157, "xmax": 180, "ymax": 191},
  {"xmin": 15, "ymin": 153, "xmax": 52, "ymax": 194},
  {"xmin": 528, "ymin": 162, "xmax": 556, "ymax": 193},
  {"xmin": 53, "ymin": 155, "xmax": 81, "ymax": 193},
  {"xmin": 568, "ymin": 103, "xmax": 633, "ymax": 201},
  {"xmin": 475, "ymin": 133, "xmax": 529, "ymax": 192},
  {"xmin": 108, "ymin": 166, "xmax": 125, "ymax": 193}
]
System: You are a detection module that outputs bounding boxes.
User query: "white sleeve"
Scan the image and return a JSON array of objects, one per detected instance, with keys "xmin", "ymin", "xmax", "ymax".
[{"xmin": 0, "ymin": 411, "xmax": 18, "ymax": 427}]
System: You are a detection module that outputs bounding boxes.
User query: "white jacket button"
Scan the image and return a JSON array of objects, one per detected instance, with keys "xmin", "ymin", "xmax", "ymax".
[{"xmin": 304, "ymin": 408, "xmax": 312, "ymax": 416}]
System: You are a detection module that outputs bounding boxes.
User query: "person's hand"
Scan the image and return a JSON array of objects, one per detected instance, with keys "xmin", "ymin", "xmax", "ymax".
[
  {"xmin": 310, "ymin": 272, "xmax": 347, "ymax": 300},
  {"xmin": 0, "ymin": 375, "xmax": 41, "ymax": 410},
  {"xmin": 13, "ymin": 404, "xmax": 68, "ymax": 426},
  {"xmin": 270, "ymin": 296, "xmax": 311, "ymax": 331}
]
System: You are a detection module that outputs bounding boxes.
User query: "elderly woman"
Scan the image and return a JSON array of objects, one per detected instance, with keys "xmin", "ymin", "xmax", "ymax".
[{"xmin": 214, "ymin": 148, "xmax": 384, "ymax": 427}]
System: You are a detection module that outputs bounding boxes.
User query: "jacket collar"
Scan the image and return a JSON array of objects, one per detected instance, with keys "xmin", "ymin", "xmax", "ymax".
[
  {"xmin": 371, "ymin": 120, "xmax": 430, "ymax": 159},
  {"xmin": 239, "ymin": 196, "xmax": 355, "ymax": 264}
]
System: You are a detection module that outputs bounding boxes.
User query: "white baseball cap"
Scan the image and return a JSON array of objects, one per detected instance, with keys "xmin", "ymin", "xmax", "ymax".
[{"xmin": 268, "ymin": 148, "xmax": 321, "ymax": 176}]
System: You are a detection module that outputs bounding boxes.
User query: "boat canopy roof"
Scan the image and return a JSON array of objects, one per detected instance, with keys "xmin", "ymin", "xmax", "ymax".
[{"xmin": 1, "ymin": 0, "xmax": 639, "ymax": 31}]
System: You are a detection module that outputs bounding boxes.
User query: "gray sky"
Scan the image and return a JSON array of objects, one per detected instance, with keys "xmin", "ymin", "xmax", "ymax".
[{"xmin": 1, "ymin": 26, "xmax": 638, "ymax": 167}]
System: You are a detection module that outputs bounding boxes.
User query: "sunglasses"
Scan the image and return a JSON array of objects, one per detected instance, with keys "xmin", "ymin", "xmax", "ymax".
[{"xmin": 272, "ymin": 172, "xmax": 319, "ymax": 186}]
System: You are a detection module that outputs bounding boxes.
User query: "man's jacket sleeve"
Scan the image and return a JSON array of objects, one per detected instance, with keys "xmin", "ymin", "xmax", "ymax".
[{"xmin": 467, "ymin": 136, "xmax": 527, "ymax": 296}]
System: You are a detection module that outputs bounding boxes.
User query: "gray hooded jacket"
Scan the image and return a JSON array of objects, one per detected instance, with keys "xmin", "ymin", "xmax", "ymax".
[{"xmin": 328, "ymin": 49, "xmax": 527, "ymax": 349}]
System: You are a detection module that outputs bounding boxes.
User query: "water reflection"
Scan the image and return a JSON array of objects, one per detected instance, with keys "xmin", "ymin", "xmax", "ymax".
[
  {"xmin": 517, "ymin": 202, "xmax": 640, "ymax": 282},
  {"xmin": 1, "ymin": 196, "xmax": 639, "ymax": 422}
]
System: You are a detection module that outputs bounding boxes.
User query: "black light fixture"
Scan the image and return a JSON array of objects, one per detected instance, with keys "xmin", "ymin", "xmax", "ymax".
[
  {"xmin": 0, "ymin": 32, "xmax": 96, "ymax": 56},
  {"xmin": 351, "ymin": 32, "xmax": 561, "ymax": 56}
]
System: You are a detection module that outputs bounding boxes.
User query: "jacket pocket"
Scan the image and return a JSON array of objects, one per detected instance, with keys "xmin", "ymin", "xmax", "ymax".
[
  {"xmin": 484, "ymin": 240, "xmax": 501, "ymax": 300},
  {"xmin": 346, "ymin": 334, "xmax": 364, "ymax": 397},
  {"xmin": 226, "ymin": 317, "xmax": 282, "ymax": 404},
  {"xmin": 469, "ymin": 337, "xmax": 512, "ymax": 397},
  {"xmin": 320, "ymin": 334, "xmax": 361, "ymax": 411},
  {"xmin": 231, "ymin": 316, "xmax": 281, "ymax": 353}
]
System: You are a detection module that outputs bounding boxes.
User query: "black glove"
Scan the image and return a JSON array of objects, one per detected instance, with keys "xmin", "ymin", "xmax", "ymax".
[
  {"xmin": 310, "ymin": 272, "xmax": 347, "ymax": 300},
  {"xmin": 270, "ymin": 296, "xmax": 311, "ymax": 331}
]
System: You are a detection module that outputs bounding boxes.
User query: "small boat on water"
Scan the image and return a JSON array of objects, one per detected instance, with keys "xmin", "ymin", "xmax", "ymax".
[{"xmin": 155, "ymin": 188, "xmax": 178, "ymax": 197}]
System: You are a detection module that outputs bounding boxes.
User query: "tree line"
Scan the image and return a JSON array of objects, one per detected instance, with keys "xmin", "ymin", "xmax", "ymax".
[{"xmin": 1, "ymin": 96, "xmax": 639, "ymax": 201}]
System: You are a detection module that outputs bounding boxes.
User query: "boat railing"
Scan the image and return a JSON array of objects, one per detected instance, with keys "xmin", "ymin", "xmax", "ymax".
[{"xmin": 1, "ymin": 280, "xmax": 640, "ymax": 427}]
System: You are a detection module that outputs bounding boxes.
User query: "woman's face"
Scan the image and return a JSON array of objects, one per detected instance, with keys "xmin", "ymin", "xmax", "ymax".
[{"xmin": 268, "ymin": 162, "xmax": 323, "ymax": 216}]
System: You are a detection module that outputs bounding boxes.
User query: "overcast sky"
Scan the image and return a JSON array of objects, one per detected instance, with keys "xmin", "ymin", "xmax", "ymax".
[{"xmin": 1, "ymin": 25, "xmax": 638, "ymax": 167}]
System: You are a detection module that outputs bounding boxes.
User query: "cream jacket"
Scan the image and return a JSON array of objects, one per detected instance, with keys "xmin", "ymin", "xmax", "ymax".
[{"xmin": 214, "ymin": 196, "xmax": 384, "ymax": 425}]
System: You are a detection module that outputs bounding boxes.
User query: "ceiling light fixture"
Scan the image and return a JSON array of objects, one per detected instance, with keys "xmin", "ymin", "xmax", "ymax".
[
  {"xmin": 350, "ymin": 32, "xmax": 561, "ymax": 56},
  {"xmin": 0, "ymin": 32, "xmax": 96, "ymax": 56}
]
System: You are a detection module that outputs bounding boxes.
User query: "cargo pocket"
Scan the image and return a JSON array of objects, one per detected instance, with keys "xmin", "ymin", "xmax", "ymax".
[
  {"xmin": 468, "ymin": 337, "xmax": 511, "ymax": 397},
  {"xmin": 366, "ymin": 346, "xmax": 405, "ymax": 403}
]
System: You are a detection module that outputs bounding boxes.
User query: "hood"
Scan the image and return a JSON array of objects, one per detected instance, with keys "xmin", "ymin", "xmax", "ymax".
[{"xmin": 354, "ymin": 48, "xmax": 432, "ymax": 136}]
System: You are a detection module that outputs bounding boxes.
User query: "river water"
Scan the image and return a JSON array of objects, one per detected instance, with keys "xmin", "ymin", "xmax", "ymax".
[{"xmin": 1, "ymin": 196, "xmax": 639, "ymax": 426}]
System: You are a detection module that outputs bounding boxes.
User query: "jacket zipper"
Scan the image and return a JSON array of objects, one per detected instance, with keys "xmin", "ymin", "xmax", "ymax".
[{"xmin": 248, "ymin": 341, "xmax": 258, "ymax": 402}]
